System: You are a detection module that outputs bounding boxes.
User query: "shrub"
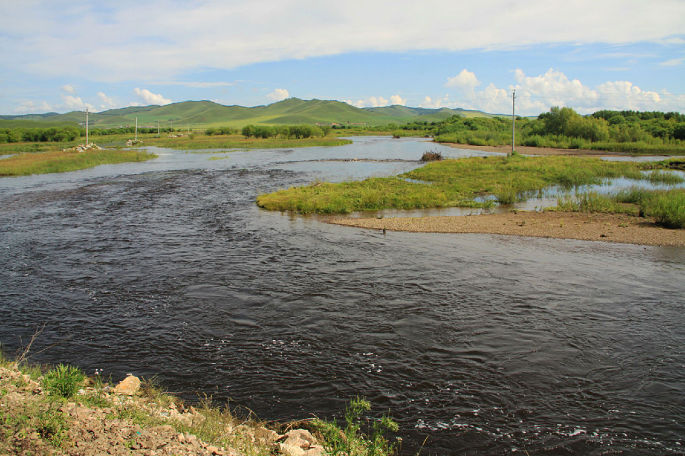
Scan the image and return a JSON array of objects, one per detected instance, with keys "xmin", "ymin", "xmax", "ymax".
[
  {"xmin": 420, "ymin": 150, "xmax": 442, "ymax": 161},
  {"xmin": 42, "ymin": 364, "xmax": 85, "ymax": 398}
]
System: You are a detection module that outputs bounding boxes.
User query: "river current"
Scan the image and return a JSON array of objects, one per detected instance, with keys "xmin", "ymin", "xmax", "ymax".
[{"xmin": 1, "ymin": 137, "xmax": 683, "ymax": 454}]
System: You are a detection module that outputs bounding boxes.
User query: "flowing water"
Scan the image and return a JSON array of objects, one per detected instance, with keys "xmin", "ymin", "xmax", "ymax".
[{"xmin": 1, "ymin": 137, "xmax": 684, "ymax": 455}]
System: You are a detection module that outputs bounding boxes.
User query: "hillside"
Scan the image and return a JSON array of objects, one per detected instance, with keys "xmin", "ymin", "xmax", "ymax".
[{"xmin": 0, "ymin": 98, "xmax": 493, "ymax": 129}]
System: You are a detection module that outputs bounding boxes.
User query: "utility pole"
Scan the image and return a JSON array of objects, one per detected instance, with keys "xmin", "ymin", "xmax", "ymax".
[
  {"xmin": 511, "ymin": 89, "xmax": 516, "ymax": 157},
  {"xmin": 85, "ymin": 107, "xmax": 89, "ymax": 145},
  {"xmin": 157, "ymin": 120, "xmax": 160, "ymax": 136}
]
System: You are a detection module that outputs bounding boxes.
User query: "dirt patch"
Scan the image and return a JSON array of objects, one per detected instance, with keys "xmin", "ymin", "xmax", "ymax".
[{"xmin": 327, "ymin": 211, "xmax": 685, "ymax": 247}]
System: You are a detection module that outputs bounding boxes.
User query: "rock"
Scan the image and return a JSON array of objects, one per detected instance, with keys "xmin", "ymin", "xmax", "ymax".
[
  {"xmin": 254, "ymin": 426, "xmax": 280, "ymax": 445},
  {"xmin": 114, "ymin": 375, "xmax": 141, "ymax": 395},
  {"xmin": 279, "ymin": 429, "xmax": 323, "ymax": 456}
]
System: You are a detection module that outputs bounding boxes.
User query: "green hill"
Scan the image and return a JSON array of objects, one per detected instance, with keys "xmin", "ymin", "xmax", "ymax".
[{"xmin": 0, "ymin": 98, "xmax": 494, "ymax": 129}]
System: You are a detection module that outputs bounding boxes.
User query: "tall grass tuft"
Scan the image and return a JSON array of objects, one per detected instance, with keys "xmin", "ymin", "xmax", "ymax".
[
  {"xmin": 42, "ymin": 364, "xmax": 85, "ymax": 399},
  {"xmin": 312, "ymin": 397, "xmax": 399, "ymax": 456}
]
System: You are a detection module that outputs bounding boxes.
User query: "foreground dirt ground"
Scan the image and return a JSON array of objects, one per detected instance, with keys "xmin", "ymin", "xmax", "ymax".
[{"xmin": 328, "ymin": 211, "xmax": 685, "ymax": 247}]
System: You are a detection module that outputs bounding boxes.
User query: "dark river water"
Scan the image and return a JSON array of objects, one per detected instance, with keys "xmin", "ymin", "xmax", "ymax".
[{"xmin": 1, "ymin": 137, "xmax": 684, "ymax": 455}]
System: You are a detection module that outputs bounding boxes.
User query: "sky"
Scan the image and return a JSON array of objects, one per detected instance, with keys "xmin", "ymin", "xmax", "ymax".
[{"xmin": 1, "ymin": 0, "xmax": 684, "ymax": 116}]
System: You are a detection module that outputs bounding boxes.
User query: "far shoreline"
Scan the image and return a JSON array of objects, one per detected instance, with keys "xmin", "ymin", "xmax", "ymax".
[
  {"xmin": 327, "ymin": 211, "xmax": 685, "ymax": 248},
  {"xmin": 437, "ymin": 141, "xmax": 685, "ymax": 157}
]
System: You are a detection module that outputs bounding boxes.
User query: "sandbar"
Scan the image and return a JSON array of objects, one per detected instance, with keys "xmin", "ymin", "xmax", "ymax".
[{"xmin": 327, "ymin": 211, "xmax": 685, "ymax": 247}]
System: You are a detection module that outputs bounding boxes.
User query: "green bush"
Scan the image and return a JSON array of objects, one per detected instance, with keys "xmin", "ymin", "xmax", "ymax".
[{"xmin": 42, "ymin": 364, "xmax": 85, "ymax": 398}]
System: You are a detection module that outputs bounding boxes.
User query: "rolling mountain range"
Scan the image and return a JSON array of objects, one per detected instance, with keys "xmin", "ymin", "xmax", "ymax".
[{"xmin": 0, "ymin": 98, "xmax": 494, "ymax": 129}]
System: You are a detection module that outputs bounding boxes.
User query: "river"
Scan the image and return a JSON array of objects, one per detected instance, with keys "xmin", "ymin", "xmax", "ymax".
[{"xmin": 0, "ymin": 137, "xmax": 683, "ymax": 454}]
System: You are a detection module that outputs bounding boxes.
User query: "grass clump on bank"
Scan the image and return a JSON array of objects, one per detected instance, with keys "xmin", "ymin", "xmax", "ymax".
[
  {"xmin": 312, "ymin": 397, "xmax": 399, "ymax": 456},
  {"xmin": 0, "ymin": 148, "xmax": 157, "ymax": 177},
  {"xmin": 257, "ymin": 154, "xmax": 681, "ymax": 215},
  {"xmin": 556, "ymin": 188, "xmax": 685, "ymax": 229}
]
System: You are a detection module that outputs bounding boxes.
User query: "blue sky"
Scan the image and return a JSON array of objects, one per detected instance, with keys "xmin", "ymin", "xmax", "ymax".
[{"xmin": 1, "ymin": 0, "xmax": 684, "ymax": 116}]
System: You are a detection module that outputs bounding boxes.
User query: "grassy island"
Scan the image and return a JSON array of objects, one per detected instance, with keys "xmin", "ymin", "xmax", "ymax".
[
  {"xmin": 0, "ymin": 148, "xmax": 157, "ymax": 177},
  {"xmin": 257, "ymin": 155, "xmax": 685, "ymax": 229}
]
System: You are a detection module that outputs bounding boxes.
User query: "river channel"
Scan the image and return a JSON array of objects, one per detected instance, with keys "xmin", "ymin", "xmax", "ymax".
[{"xmin": 1, "ymin": 137, "xmax": 683, "ymax": 454}]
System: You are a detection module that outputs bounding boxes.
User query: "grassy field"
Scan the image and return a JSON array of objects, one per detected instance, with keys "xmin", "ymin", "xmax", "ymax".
[
  {"xmin": 0, "ymin": 148, "xmax": 157, "ymax": 177},
  {"xmin": 257, "ymin": 155, "xmax": 684, "ymax": 222},
  {"xmin": 144, "ymin": 133, "xmax": 352, "ymax": 150}
]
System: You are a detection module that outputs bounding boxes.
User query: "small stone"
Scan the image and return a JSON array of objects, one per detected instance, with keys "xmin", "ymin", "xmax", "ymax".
[{"xmin": 114, "ymin": 375, "xmax": 141, "ymax": 395}]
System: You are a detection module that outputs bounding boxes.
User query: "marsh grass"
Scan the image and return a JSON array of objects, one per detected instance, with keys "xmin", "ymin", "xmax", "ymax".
[
  {"xmin": 0, "ymin": 148, "xmax": 157, "ymax": 176},
  {"xmin": 258, "ymin": 155, "xmax": 678, "ymax": 214},
  {"xmin": 557, "ymin": 187, "xmax": 685, "ymax": 228}
]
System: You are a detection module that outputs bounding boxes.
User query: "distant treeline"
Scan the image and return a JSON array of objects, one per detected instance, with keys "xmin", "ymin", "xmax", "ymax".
[
  {"xmin": 403, "ymin": 108, "xmax": 685, "ymax": 153},
  {"xmin": 235, "ymin": 124, "xmax": 331, "ymax": 139},
  {"xmin": 0, "ymin": 126, "xmax": 81, "ymax": 143},
  {"xmin": 0, "ymin": 125, "xmax": 178, "ymax": 143}
]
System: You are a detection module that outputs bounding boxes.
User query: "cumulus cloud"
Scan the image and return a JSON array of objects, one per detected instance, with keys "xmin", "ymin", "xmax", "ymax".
[
  {"xmin": 62, "ymin": 94, "xmax": 93, "ymax": 111},
  {"xmin": 446, "ymin": 69, "xmax": 480, "ymax": 90},
  {"xmin": 442, "ymin": 68, "xmax": 683, "ymax": 115},
  {"xmin": 3, "ymin": 1, "xmax": 684, "ymax": 81},
  {"xmin": 350, "ymin": 95, "xmax": 405, "ymax": 108},
  {"xmin": 97, "ymin": 91, "xmax": 117, "ymax": 109},
  {"xmin": 14, "ymin": 100, "xmax": 53, "ymax": 114},
  {"xmin": 61, "ymin": 84, "xmax": 75, "ymax": 94},
  {"xmin": 266, "ymin": 88, "xmax": 290, "ymax": 102},
  {"xmin": 134, "ymin": 88, "xmax": 171, "ymax": 105},
  {"xmin": 419, "ymin": 95, "xmax": 452, "ymax": 109},
  {"xmin": 389, "ymin": 94, "xmax": 407, "ymax": 105}
]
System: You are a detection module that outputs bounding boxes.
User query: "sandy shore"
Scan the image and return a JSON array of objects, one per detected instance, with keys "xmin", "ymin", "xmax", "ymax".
[
  {"xmin": 328, "ymin": 211, "xmax": 685, "ymax": 247},
  {"xmin": 442, "ymin": 142, "xmax": 630, "ymax": 156}
]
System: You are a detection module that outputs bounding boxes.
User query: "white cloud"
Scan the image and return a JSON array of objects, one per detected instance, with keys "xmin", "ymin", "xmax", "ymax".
[
  {"xmin": 61, "ymin": 84, "xmax": 75, "ymax": 94},
  {"xmin": 389, "ymin": 94, "xmax": 407, "ymax": 106},
  {"xmin": 446, "ymin": 69, "xmax": 480, "ymax": 90},
  {"xmin": 266, "ymin": 88, "xmax": 290, "ymax": 102},
  {"xmin": 350, "ymin": 95, "xmax": 405, "ymax": 108},
  {"xmin": 97, "ymin": 91, "xmax": 117, "ymax": 109},
  {"xmin": 419, "ymin": 95, "xmax": 452, "ymax": 109},
  {"xmin": 14, "ymin": 100, "xmax": 53, "ymax": 114},
  {"xmin": 442, "ymin": 68, "xmax": 684, "ymax": 115},
  {"xmin": 660, "ymin": 57, "xmax": 684, "ymax": 67},
  {"xmin": 3, "ymin": 1, "xmax": 684, "ymax": 81},
  {"xmin": 62, "ymin": 94, "xmax": 93, "ymax": 111},
  {"xmin": 133, "ymin": 88, "xmax": 171, "ymax": 105}
]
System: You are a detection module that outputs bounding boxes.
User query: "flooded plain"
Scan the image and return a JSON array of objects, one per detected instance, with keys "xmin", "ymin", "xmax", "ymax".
[{"xmin": 0, "ymin": 137, "xmax": 683, "ymax": 454}]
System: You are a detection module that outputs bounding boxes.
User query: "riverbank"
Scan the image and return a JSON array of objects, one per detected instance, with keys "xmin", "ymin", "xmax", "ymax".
[
  {"xmin": 328, "ymin": 211, "xmax": 685, "ymax": 247},
  {"xmin": 439, "ymin": 141, "xmax": 676, "ymax": 157},
  {"xmin": 0, "ymin": 359, "xmax": 329, "ymax": 456}
]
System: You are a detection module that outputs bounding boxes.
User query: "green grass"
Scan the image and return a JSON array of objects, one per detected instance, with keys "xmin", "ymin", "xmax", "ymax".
[
  {"xmin": 312, "ymin": 397, "xmax": 399, "ymax": 456},
  {"xmin": 258, "ymin": 154, "xmax": 680, "ymax": 214},
  {"xmin": 556, "ymin": 187, "xmax": 685, "ymax": 228},
  {"xmin": 0, "ymin": 148, "xmax": 157, "ymax": 176},
  {"xmin": 42, "ymin": 364, "xmax": 85, "ymax": 399},
  {"xmin": 145, "ymin": 133, "xmax": 352, "ymax": 150}
]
